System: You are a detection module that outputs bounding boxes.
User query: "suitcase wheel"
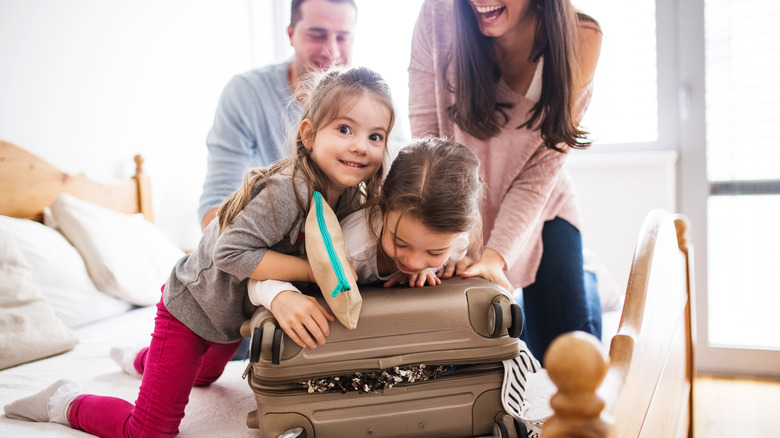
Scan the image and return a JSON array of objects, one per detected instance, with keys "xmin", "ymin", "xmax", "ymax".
[
  {"xmin": 507, "ymin": 303, "xmax": 524, "ymax": 338},
  {"xmin": 488, "ymin": 300, "xmax": 524, "ymax": 338},
  {"xmin": 271, "ymin": 326, "xmax": 284, "ymax": 365},
  {"xmin": 276, "ymin": 427, "xmax": 307, "ymax": 438},
  {"xmin": 488, "ymin": 302, "xmax": 504, "ymax": 338},
  {"xmin": 250, "ymin": 327, "xmax": 262, "ymax": 363},
  {"xmin": 492, "ymin": 414, "xmax": 529, "ymax": 438}
]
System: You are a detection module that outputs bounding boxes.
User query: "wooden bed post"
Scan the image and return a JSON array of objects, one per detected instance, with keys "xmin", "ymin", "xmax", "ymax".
[
  {"xmin": 674, "ymin": 215, "xmax": 696, "ymax": 438},
  {"xmin": 542, "ymin": 331, "xmax": 611, "ymax": 438},
  {"xmin": 133, "ymin": 154, "xmax": 154, "ymax": 223}
]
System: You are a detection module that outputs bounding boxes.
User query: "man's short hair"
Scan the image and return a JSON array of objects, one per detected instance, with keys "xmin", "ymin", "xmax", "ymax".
[{"xmin": 290, "ymin": 0, "xmax": 358, "ymax": 29}]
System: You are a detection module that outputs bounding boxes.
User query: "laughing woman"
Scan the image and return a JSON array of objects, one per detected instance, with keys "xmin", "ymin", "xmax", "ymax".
[{"xmin": 408, "ymin": 0, "xmax": 603, "ymax": 361}]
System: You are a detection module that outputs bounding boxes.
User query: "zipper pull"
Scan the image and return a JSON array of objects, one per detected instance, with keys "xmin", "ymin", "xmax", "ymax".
[{"xmin": 242, "ymin": 362, "xmax": 252, "ymax": 380}]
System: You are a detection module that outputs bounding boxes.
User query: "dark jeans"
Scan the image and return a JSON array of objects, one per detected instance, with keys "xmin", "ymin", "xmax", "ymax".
[
  {"xmin": 519, "ymin": 217, "xmax": 602, "ymax": 364},
  {"xmin": 231, "ymin": 335, "xmax": 251, "ymax": 361}
]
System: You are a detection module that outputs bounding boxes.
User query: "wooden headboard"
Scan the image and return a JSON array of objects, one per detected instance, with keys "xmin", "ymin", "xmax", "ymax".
[
  {"xmin": 542, "ymin": 210, "xmax": 695, "ymax": 438},
  {"xmin": 0, "ymin": 140, "xmax": 153, "ymax": 223}
]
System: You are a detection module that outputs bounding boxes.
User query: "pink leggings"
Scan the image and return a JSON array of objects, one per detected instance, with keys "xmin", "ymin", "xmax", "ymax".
[{"xmin": 68, "ymin": 298, "xmax": 242, "ymax": 438}]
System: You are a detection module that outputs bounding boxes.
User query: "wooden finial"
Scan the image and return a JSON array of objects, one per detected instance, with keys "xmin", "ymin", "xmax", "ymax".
[
  {"xmin": 134, "ymin": 154, "xmax": 145, "ymax": 175},
  {"xmin": 673, "ymin": 214, "xmax": 690, "ymax": 251},
  {"xmin": 542, "ymin": 331, "xmax": 610, "ymax": 438},
  {"xmin": 132, "ymin": 154, "xmax": 153, "ymax": 223}
]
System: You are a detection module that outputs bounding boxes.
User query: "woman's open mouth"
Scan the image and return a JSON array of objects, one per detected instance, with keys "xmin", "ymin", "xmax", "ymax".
[{"xmin": 474, "ymin": 4, "xmax": 506, "ymax": 23}]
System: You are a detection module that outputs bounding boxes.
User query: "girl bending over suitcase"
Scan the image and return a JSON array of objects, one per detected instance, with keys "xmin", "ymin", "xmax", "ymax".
[
  {"xmin": 250, "ymin": 137, "xmax": 486, "ymax": 349},
  {"xmin": 250, "ymin": 137, "xmax": 543, "ymax": 433},
  {"xmin": 4, "ymin": 66, "xmax": 395, "ymax": 438}
]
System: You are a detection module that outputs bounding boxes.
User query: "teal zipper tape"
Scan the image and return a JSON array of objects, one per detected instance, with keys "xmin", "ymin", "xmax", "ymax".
[{"xmin": 313, "ymin": 191, "xmax": 351, "ymax": 297}]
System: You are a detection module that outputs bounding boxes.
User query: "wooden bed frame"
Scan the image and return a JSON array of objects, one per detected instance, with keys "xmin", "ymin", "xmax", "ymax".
[
  {"xmin": 0, "ymin": 139, "xmax": 694, "ymax": 438},
  {"xmin": 0, "ymin": 139, "xmax": 153, "ymax": 222},
  {"xmin": 542, "ymin": 210, "xmax": 696, "ymax": 438}
]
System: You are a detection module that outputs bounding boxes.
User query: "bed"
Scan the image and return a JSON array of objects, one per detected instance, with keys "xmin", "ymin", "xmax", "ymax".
[{"xmin": 0, "ymin": 139, "xmax": 694, "ymax": 438}]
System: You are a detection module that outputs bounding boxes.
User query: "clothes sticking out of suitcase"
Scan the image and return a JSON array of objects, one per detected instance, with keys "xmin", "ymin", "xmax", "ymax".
[{"xmin": 240, "ymin": 277, "xmax": 532, "ymax": 438}]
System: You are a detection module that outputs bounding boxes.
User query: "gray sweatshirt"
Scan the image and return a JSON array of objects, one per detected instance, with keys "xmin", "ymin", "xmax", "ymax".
[{"xmin": 164, "ymin": 170, "xmax": 360, "ymax": 343}]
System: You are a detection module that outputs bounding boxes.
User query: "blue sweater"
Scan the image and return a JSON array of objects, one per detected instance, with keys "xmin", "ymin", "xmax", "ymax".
[{"xmin": 198, "ymin": 60, "xmax": 301, "ymax": 222}]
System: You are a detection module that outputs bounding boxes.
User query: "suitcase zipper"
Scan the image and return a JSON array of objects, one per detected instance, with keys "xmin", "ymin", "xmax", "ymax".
[
  {"xmin": 251, "ymin": 362, "xmax": 504, "ymax": 394},
  {"xmin": 247, "ymin": 349, "xmax": 518, "ymax": 386}
]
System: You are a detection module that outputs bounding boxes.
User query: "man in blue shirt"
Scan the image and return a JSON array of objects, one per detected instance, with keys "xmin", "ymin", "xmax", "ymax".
[{"xmin": 199, "ymin": 0, "xmax": 358, "ymax": 230}]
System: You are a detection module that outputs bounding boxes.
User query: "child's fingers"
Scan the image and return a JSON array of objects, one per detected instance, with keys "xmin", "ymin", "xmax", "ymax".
[
  {"xmin": 383, "ymin": 272, "xmax": 406, "ymax": 287},
  {"xmin": 282, "ymin": 326, "xmax": 308, "ymax": 349},
  {"xmin": 302, "ymin": 316, "xmax": 328, "ymax": 346},
  {"xmin": 311, "ymin": 302, "xmax": 333, "ymax": 337},
  {"xmin": 304, "ymin": 295, "xmax": 334, "ymax": 323},
  {"xmin": 315, "ymin": 301, "xmax": 336, "ymax": 322},
  {"xmin": 293, "ymin": 323, "xmax": 318, "ymax": 349}
]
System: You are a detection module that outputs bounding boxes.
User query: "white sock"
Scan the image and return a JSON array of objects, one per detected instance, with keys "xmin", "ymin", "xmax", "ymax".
[
  {"xmin": 110, "ymin": 345, "xmax": 143, "ymax": 378},
  {"xmin": 4, "ymin": 379, "xmax": 82, "ymax": 425}
]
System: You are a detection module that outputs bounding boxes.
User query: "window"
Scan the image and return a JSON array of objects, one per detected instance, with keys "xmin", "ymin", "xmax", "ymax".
[
  {"xmin": 704, "ymin": 0, "xmax": 780, "ymax": 350},
  {"xmin": 574, "ymin": 0, "xmax": 658, "ymax": 145},
  {"xmin": 351, "ymin": 0, "xmax": 425, "ymax": 140}
]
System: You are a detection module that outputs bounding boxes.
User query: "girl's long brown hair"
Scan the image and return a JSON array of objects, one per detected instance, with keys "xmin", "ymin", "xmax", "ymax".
[
  {"xmin": 217, "ymin": 66, "xmax": 395, "ymax": 231},
  {"xmin": 447, "ymin": 0, "xmax": 600, "ymax": 151},
  {"xmin": 368, "ymin": 136, "xmax": 484, "ymax": 256}
]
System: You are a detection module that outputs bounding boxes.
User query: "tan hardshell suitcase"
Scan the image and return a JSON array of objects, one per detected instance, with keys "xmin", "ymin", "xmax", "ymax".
[{"xmin": 239, "ymin": 277, "xmax": 528, "ymax": 438}]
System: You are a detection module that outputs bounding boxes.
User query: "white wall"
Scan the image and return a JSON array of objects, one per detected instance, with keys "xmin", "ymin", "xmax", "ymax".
[
  {"xmin": 567, "ymin": 150, "xmax": 678, "ymax": 291},
  {"xmin": 0, "ymin": 0, "xmax": 278, "ymax": 250}
]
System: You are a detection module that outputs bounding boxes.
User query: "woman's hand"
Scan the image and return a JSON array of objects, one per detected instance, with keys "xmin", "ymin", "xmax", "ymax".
[
  {"xmin": 383, "ymin": 270, "xmax": 441, "ymax": 288},
  {"xmin": 269, "ymin": 291, "xmax": 335, "ymax": 349},
  {"xmin": 457, "ymin": 249, "xmax": 513, "ymax": 292},
  {"xmin": 438, "ymin": 255, "xmax": 474, "ymax": 279}
]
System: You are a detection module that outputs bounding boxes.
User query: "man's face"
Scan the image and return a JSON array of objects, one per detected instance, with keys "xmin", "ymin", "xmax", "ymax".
[{"xmin": 288, "ymin": 0, "xmax": 357, "ymax": 75}]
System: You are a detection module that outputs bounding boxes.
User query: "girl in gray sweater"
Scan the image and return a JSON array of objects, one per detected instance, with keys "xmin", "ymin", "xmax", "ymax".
[{"xmin": 4, "ymin": 66, "xmax": 395, "ymax": 438}]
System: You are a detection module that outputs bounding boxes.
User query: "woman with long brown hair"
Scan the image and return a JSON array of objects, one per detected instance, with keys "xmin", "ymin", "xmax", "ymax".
[{"xmin": 409, "ymin": 0, "xmax": 603, "ymax": 361}]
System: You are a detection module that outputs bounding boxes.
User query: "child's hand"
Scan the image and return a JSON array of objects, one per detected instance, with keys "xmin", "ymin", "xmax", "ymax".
[
  {"xmin": 269, "ymin": 291, "xmax": 335, "ymax": 349},
  {"xmin": 408, "ymin": 269, "xmax": 441, "ymax": 287},
  {"xmin": 383, "ymin": 270, "xmax": 441, "ymax": 288}
]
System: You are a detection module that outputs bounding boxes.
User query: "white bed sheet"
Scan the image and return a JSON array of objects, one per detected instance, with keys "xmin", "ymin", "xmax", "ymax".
[
  {"xmin": 0, "ymin": 303, "xmax": 622, "ymax": 438},
  {"xmin": 0, "ymin": 305, "xmax": 258, "ymax": 437}
]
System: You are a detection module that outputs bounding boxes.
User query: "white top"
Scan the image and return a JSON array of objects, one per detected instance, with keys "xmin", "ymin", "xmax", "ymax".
[{"xmin": 525, "ymin": 58, "xmax": 543, "ymax": 102}]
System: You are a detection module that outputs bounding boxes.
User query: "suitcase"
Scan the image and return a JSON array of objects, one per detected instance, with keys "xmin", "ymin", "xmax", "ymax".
[{"xmin": 239, "ymin": 277, "xmax": 529, "ymax": 438}]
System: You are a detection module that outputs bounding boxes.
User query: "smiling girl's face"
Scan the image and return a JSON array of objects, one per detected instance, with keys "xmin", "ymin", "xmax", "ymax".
[
  {"xmin": 302, "ymin": 91, "xmax": 390, "ymax": 204},
  {"xmin": 381, "ymin": 209, "xmax": 462, "ymax": 275}
]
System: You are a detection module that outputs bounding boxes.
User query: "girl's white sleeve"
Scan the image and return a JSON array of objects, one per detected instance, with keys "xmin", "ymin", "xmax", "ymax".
[{"xmin": 247, "ymin": 279, "xmax": 300, "ymax": 309}]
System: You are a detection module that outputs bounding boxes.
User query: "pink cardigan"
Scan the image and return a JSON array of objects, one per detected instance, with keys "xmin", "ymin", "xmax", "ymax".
[{"xmin": 408, "ymin": 0, "xmax": 593, "ymax": 288}]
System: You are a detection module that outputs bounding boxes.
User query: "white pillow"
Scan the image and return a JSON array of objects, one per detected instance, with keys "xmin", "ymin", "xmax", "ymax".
[
  {"xmin": 0, "ymin": 215, "xmax": 133, "ymax": 328},
  {"xmin": 0, "ymin": 228, "xmax": 79, "ymax": 370},
  {"xmin": 49, "ymin": 194, "xmax": 185, "ymax": 306}
]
